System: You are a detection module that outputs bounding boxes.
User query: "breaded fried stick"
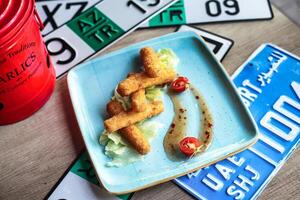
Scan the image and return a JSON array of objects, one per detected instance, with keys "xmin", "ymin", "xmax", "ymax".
[
  {"xmin": 106, "ymin": 100, "xmax": 150, "ymax": 155},
  {"xmin": 140, "ymin": 47, "xmax": 163, "ymax": 77},
  {"xmin": 105, "ymin": 101, "xmax": 164, "ymax": 133},
  {"xmin": 107, "ymin": 100, "xmax": 124, "ymax": 115},
  {"xmin": 131, "ymin": 89, "xmax": 147, "ymax": 112},
  {"xmin": 117, "ymin": 69, "xmax": 176, "ymax": 96}
]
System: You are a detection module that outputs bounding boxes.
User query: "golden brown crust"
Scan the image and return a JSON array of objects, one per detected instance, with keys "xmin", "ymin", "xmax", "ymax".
[
  {"xmin": 106, "ymin": 100, "xmax": 124, "ymax": 115},
  {"xmin": 103, "ymin": 47, "xmax": 173, "ymax": 155},
  {"xmin": 140, "ymin": 47, "xmax": 163, "ymax": 78},
  {"xmin": 120, "ymin": 126, "xmax": 150, "ymax": 155},
  {"xmin": 106, "ymin": 100, "xmax": 150, "ymax": 155},
  {"xmin": 131, "ymin": 89, "xmax": 147, "ymax": 112},
  {"xmin": 117, "ymin": 69, "xmax": 176, "ymax": 96},
  {"xmin": 104, "ymin": 101, "xmax": 164, "ymax": 133}
]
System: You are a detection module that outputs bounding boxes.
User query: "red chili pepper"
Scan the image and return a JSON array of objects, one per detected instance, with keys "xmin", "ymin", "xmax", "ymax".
[
  {"xmin": 170, "ymin": 76, "xmax": 189, "ymax": 93},
  {"xmin": 179, "ymin": 137, "xmax": 202, "ymax": 157}
]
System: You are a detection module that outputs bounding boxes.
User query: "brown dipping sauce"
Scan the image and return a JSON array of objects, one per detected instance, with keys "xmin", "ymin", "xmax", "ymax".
[{"xmin": 163, "ymin": 84, "xmax": 213, "ymax": 161}]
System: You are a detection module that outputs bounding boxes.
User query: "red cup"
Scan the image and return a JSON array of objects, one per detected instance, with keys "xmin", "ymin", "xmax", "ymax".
[{"xmin": 0, "ymin": 0, "xmax": 56, "ymax": 125}]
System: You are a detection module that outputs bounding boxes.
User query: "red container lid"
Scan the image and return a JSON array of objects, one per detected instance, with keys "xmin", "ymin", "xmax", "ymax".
[{"xmin": 0, "ymin": 0, "xmax": 34, "ymax": 48}]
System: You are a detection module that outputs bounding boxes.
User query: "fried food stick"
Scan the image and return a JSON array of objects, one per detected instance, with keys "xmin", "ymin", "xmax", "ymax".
[
  {"xmin": 106, "ymin": 100, "xmax": 150, "ymax": 155},
  {"xmin": 140, "ymin": 47, "xmax": 163, "ymax": 78},
  {"xmin": 131, "ymin": 89, "xmax": 147, "ymax": 112},
  {"xmin": 117, "ymin": 69, "xmax": 176, "ymax": 96},
  {"xmin": 107, "ymin": 100, "xmax": 124, "ymax": 115},
  {"xmin": 105, "ymin": 101, "xmax": 164, "ymax": 133}
]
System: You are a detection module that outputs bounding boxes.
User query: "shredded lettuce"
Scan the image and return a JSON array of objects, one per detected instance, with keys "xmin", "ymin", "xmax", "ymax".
[
  {"xmin": 113, "ymin": 87, "xmax": 130, "ymax": 110},
  {"xmin": 100, "ymin": 131, "xmax": 127, "ymax": 146},
  {"xmin": 106, "ymin": 149, "xmax": 142, "ymax": 167},
  {"xmin": 114, "ymin": 84, "xmax": 163, "ymax": 109},
  {"xmin": 99, "ymin": 130, "xmax": 140, "ymax": 167},
  {"xmin": 145, "ymin": 86, "xmax": 162, "ymax": 101},
  {"xmin": 136, "ymin": 121, "xmax": 163, "ymax": 139},
  {"xmin": 157, "ymin": 48, "xmax": 179, "ymax": 69},
  {"xmin": 99, "ymin": 121, "xmax": 163, "ymax": 167}
]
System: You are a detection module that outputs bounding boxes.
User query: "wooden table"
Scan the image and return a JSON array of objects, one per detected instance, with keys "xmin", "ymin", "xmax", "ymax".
[{"xmin": 0, "ymin": 6, "xmax": 299, "ymax": 200}]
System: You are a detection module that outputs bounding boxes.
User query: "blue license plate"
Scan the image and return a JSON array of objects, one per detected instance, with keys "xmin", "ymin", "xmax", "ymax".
[{"xmin": 174, "ymin": 44, "xmax": 300, "ymax": 200}]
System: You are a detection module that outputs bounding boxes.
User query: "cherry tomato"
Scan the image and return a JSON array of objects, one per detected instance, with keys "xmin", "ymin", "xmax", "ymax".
[
  {"xmin": 170, "ymin": 76, "xmax": 189, "ymax": 93},
  {"xmin": 179, "ymin": 137, "xmax": 202, "ymax": 157}
]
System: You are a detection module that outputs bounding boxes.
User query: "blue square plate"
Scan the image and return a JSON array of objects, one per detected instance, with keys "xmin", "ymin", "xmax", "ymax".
[{"xmin": 67, "ymin": 32, "xmax": 259, "ymax": 194}]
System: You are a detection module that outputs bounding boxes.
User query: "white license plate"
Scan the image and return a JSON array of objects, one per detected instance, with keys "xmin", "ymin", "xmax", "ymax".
[
  {"xmin": 36, "ymin": 0, "xmax": 100, "ymax": 36},
  {"xmin": 141, "ymin": 0, "xmax": 273, "ymax": 27},
  {"xmin": 41, "ymin": 0, "xmax": 177, "ymax": 77},
  {"xmin": 177, "ymin": 25, "xmax": 233, "ymax": 61}
]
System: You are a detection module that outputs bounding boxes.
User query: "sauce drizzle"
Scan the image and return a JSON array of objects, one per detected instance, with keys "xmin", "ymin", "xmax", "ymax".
[{"xmin": 163, "ymin": 84, "xmax": 213, "ymax": 161}]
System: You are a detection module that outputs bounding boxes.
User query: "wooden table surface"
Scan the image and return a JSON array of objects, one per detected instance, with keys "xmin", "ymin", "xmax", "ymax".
[{"xmin": 0, "ymin": 6, "xmax": 299, "ymax": 200}]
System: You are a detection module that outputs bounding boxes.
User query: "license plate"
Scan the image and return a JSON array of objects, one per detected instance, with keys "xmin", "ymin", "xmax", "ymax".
[
  {"xmin": 176, "ymin": 25, "xmax": 233, "ymax": 61},
  {"xmin": 47, "ymin": 152, "xmax": 131, "ymax": 200},
  {"xmin": 141, "ymin": 0, "xmax": 273, "ymax": 27},
  {"xmin": 174, "ymin": 44, "xmax": 300, "ymax": 200},
  {"xmin": 41, "ymin": 0, "xmax": 177, "ymax": 78},
  {"xmin": 36, "ymin": 0, "xmax": 100, "ymax": 36}
]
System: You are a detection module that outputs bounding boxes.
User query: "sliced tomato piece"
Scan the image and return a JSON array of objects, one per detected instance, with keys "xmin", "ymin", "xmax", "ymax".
[
  {"xmin": 170, "ymin": 76, "xmax": 189, "ymax": 93},
  {"xmin": 179, "ymin": 137, "xmax": 201, "ymax": 157}
]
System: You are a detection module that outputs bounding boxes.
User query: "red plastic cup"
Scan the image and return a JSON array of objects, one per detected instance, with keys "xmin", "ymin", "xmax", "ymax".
[{"xmin": 0, "ymin": 0, "xmax": 56, "ymax": 125}]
